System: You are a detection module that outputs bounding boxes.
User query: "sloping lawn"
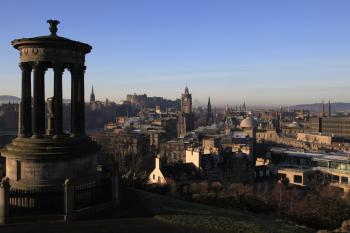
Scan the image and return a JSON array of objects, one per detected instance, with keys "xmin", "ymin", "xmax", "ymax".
[{"xmin": 132, "ymin": 188, "xmax": 314, "ymax": 233}]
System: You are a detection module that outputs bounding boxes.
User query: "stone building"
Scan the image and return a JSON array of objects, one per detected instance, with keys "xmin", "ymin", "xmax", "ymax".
[
  {"xmin": 0, "ymin": 103, "xmax": 19, "ymax": 132},
  {"xmin": 159, "ymin": 139, "xmax": 186, "ymax": 164},
  {"xmin": 126, "ymin": 93, "xmax": 181, "ymax": 110},
  {"xmin": 310, "ymin": 117, "xmax": 350, "ymax": 139},
  {"xmin": 92, "ymin": 131, "xmax": 151, "ymax": 174},
  {"xmin": 148, "ymin": 156, "xmax": 203, "ymax": 186},
  {"xmin": 177, "ymin": 87, "xmax": 195, "ymax": 138},
  {"xmin": 271, "ymin": 147, "xmax": 350, "ymax": 193},
  {"xmin": 256, "ymin": 130, "xmax": 350, "ymax": 152},
  {"xmin": 184, "ymin": 146, "xmax": 255, "ymax": 183},
  {"xmin": 281, "ymin": 121, "xmax": 306, "ymax": 136},
  {"xmin": 221, "ymin": 149, "xmax": 255, "ymax": 183},
  {"xmin": 240, "ymin": 116, "xmax": 257, "ymax": 138}
]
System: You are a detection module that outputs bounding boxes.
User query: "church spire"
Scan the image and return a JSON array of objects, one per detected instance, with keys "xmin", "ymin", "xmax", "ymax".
[
  {"xmin": 322, "ymin": 99, "xmax": 325, "ymax": 117},
  {"xmin": 206, "ymin": 96, "xmax": 212, "ymax": 125},
  {"xmin": 90, "ymin": 85, "xmax": 96, "ymax": 102}
]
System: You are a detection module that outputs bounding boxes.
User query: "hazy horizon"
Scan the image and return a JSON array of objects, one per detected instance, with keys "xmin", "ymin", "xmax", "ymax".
[{"xmin": 1, "ymin": 0, "xmax": 350, "ymax": 106}]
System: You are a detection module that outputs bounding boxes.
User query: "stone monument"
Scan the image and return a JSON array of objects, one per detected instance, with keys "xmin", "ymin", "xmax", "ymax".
[{"xmin": 0, "ymin": 20, "xmax": 100, "ymax": 212}]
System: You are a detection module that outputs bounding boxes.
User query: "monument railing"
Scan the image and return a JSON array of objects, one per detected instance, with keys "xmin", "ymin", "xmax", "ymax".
[
  {"xmin": 1, "ymin": 163, "xmax": 118, "ymax": 223},
  {"xmin": 9, "ymin": 187, "xmax": 63, "ymax": 215},
  {"xmin": 74, "ymin": 179, "xmax": 112, "ymax": 210}
]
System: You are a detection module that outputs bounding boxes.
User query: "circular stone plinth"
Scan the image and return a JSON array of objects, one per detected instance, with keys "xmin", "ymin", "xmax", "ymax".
[
  {"xmin": 1, "ymin": 135, "xmax": 100, "ymax": 189},
  {"xmin": 1, "ymin": 135, "xmax": 100, "ymax": 160}
]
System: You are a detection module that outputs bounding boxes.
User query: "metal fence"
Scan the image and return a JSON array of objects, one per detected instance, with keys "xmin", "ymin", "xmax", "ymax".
[
  {"xmin": 74, "ymin": 179, "xmax": 112, "ymax": 210},
  {"xmin": 9, "ymin": 187, "xmax": 63, "ymax": 215}
]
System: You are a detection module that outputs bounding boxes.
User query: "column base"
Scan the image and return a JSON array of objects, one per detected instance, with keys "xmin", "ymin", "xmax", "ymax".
[
  {"xmin": 64, "ymin": 214, "xmax": 76, "ymax": 222},
  {"xmin": 31, "ymin": 134, "xmax": 43, "ymax": 139},
  {"xmin": 46, "ymin": 130, "xmax": 54, "ymax": 136},
  {"xmin": 19, "ymin": 134, "xmax": 32, "ymax": 138},
  {"xmin": 52, "ymin": 134, "xmax": 63, "ymax": 139}
]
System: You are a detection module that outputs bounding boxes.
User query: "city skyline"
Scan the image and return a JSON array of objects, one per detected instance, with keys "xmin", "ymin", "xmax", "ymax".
[
  {"xmin": 0, "ymin": 0, "xmax": 350, "ymax": 106},
  {"xmin": 1, "ymin": 6, "xmax": 350, "ymax": 232}
]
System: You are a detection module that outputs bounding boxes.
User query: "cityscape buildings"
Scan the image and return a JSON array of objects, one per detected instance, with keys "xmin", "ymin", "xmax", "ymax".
[{"xmin": 0, "ymin": 3, "xmax": 350, "ymax": 232}]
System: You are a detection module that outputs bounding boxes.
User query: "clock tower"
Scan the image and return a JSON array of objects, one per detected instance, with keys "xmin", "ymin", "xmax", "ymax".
[
  {"xmin": 181, "ymin": 86, "xmax": 192, "ymax": 114},
  {"xmin": 177, "ymin": 86, "xmax": 194, "ymax": 137}
]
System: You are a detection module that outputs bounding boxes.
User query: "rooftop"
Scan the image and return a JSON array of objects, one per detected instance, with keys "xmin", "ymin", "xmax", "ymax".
[{"xmin": 271, "ymin": 147, "xmax": 350, "ymax": 163}]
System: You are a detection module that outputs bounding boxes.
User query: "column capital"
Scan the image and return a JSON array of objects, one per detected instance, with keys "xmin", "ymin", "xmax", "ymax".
[
  {"xmin": 18, "ymin": 62, "xmax": 32, "ymax": 71},
  {"xmin": 31, "ymin": 61, "xmax": 48, "ymax": 72},
  {"xmin": 52, "ymin": 62, "xmax": 65, "ymax": 73},
  {"xmin": 68, "ymin": 63, "xmax": 86, "ymax": 74}
]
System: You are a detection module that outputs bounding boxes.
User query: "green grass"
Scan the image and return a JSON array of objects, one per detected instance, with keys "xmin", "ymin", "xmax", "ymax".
[{"xmin": 132, "ymin": 188, "xmax": 314, "ymax": 233}]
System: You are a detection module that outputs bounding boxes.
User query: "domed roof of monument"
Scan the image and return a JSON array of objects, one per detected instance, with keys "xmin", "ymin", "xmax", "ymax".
[
  {"xmin": 240, "ymin": 116, "xmax": 257, "ymax": 129},
  {"xmin": 11, "ymin": 20, "xmax": 92, "ymax": 53}
]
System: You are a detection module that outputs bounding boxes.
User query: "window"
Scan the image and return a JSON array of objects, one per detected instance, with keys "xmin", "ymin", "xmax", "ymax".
[
  {"xmin": 278, "ymin": 173, "xmax": 286, "ymax": 179},
  {"xmin": 339, "ymin": 164, "xmax": 349, "ymax": 171},
  {"xmin": 259, "ymin": 170, "xmax": 264, "ymax": 177},
  {"xmin": 158, "ymin": 176, "xmax": 161, "ymax": 183},
  {"xmin": 16, "ymin": 160, "xmax": 21, "ymax": 181},
  {"xmin": 294, "ymin": 175, "xmax": 302, "ymax": 184},
  {"xmin": 313, "ymin": 160, "xmax": 328, "ymax": 168},
  {"xmin": 332, "ymin": 175, "xmax": 340, "ymax": 183},
  {"xmin": 341, "ymin": 176, "xmax": 348, "ymax": 184},
  {"xmin": 153, "ymin": 174, "xmax": 155, "ymax": 180}
]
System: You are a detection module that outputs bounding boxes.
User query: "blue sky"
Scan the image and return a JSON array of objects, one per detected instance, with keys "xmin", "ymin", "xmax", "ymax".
[{"xmin": 0, "ymin": 0, "xmax": 349, "ymax": 106}]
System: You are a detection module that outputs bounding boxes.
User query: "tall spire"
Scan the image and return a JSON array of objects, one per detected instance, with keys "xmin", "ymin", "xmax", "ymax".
[
  {"xmin": 184, "ymin": 86, "xmax": 189, "ymax": 95},
  {"xmin": 328, "ymin": 100, "xmax": 331, "ymax": 118},
  {"xmin": 90, "ymin": 85, "xmax": 96, "ymax": 102},
  {"xmin": 322, "ymin": 99, "xmax": 325, "ymax": 117},
  {"xmin": 206, "ymin": 96, "xmax": 212, "ymax": 125}
]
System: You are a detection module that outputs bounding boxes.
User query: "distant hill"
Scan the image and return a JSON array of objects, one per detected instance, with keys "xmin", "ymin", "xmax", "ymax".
[
  {"xmin": 291, "ymin": 102, "xmax": 350, "ymax": 112},
  {"xmin": 0, "ymin": 96, "xmax": 72, "ymax": 104},
  {"xmin": 0, "ymin": 95, "xmax": 20, "ymax": 104}
]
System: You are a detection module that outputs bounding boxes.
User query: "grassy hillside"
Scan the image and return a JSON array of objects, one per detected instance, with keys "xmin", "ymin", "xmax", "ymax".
[
  {"xmin": 131, "ymin": 188, "xmax": 313, "ymax": 233},
  {"xmin": 0, "ymin": 187, "xmax": 314, "ymax": 233}
]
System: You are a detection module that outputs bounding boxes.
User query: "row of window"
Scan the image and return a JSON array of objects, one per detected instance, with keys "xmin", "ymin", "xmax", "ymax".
[
  {"xmin": 331, "ymin": 175, "xmax": 348, "ymax": 184},
  {"xmin": 279, "ymin": 173, "xmax": 349, "ymax": 185}
]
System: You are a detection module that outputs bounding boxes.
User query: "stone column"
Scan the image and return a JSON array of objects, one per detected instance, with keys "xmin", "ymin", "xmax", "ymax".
[
  {"xmin": 46, "ymin": 97, "xmax": 54, "ymax": 135},
  {"xmin": 0, "ymin": 177, "xmax": 10, "ymax": 225},
  {"xmin": 53, "ymin": 63, "xmax": 64, "ymax": 137},
  {"xmin": 63, "ymin": 179, "xmax": 74, "ymax": 221},
  {"xmin": 19, "ymin": 62, "xmax": 32, "ymax": 137},
  {"xmin": 32, "ymin": 62, "xmax": 46, "ymax": 138},
  {"xmin": 69, "ymin": 64, "xmax": 85, "ymax": 137},
  {"xmin": 77, "ymin": 65, "xmax": 86, "ymax": 135},
  {"xmin": 70, "ymin": 66, "xmax": 78, "ymax": 137}
]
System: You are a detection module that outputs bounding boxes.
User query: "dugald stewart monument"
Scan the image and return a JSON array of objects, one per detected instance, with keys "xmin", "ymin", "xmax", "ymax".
[
  {"xmin": 0, "ymin": 20, "xmax": 118, "ymax": 223},
  {"xmin": 1, "ymin": 2, "xmax": 350, "ymax": 233}
]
